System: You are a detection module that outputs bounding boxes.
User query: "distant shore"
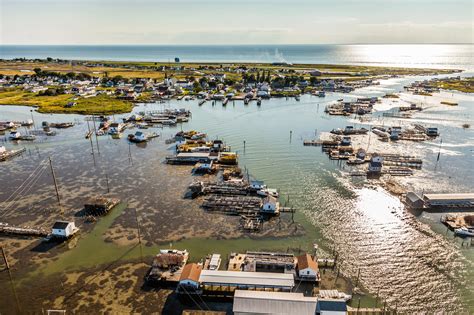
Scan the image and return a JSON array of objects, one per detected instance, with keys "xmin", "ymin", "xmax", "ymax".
[{"xmin": 0, "ymin": 58, "xmax": 464, "ymax": 115}]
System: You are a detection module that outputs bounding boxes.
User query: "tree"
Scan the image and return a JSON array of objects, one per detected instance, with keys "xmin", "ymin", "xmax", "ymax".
[
  {"xmin": 46, "ymin": 57, "xmax": 53, "ymax": 62},
  {"xmin": 33, "ymin": 68, "xmax": 42, "ymax": 75}
]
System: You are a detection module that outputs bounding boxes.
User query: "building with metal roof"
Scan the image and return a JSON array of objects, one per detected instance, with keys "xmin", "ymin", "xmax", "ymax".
[
  {"xmin": 233, "ymin": 290, "xmax": 318, "ymax": 315},
  {"xmin": 423, "ymin": 193, "xmax": 474, "ymax": 208},
  {"xmin": 199, "ymin": 270, "xmax": 295, "ymax": 291}
]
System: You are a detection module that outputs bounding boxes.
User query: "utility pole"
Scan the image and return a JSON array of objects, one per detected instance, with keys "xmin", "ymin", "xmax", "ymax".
[
  {"xmin": 92, "ymin": 116, "xmax": 100, "ymax": 155},
  {"xmin": 49, "ymin": 157, "xmax": 61, "ymax": 208},
  {"xmin": 134, "ymin": 208, "xmax": 143, "ymax": 264},
  {"xmin": 1, "ymin": 246, "xmax": 10, "ymax": 270}
]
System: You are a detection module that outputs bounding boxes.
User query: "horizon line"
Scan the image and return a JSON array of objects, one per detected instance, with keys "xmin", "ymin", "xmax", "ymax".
[{"xmin": 1, "ymin": 43, "xmax": 473, "ymax": 46}]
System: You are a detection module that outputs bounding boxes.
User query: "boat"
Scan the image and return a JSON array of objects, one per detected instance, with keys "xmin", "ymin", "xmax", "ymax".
[
  {"xmin": 454, "ymin": 227, "xmax": 474, "ymax": 237},
  {"xmin": 295, "ymin": 95, "xmax": 300, "ymax": 101},
  {"xmin": 20, "ymin": 135, "xmax": 36, "ymax": 141},
  {"xmin": 318, "ymin": 91, "xmax": 326, "ymax": 97},
  {"xmin": 161, "ymin": 119, "xmax": 177, "ymax": 125},
  {"xmin": 318, "ymin": 290, "xmax": 352, "ymax": 302},
  {"xmin": 340, "ymin": 136, "xmax": 352, "ymax": 146},
  {"xmin": 203, "ymin": 254, "xmax": 221, "ymax": 270},
  {"xmin": 257, "ymin": 188, "xmax": 279, "ymax": 198},
  {"xmin": 223, "ymin": 98, "xmax": 229, "ymax": 106},
  {"xmin": 50, "ymin": 122, "xmax": 74, "ymax": 129},
  {"xmin": 244, "ymin": 98, "xmax": 249, "ymax": 105},
  {"xmin": 137, "ymin": 122, "xmax": 149, "ymax": 129},
  {"xmin": 128, "ymin": 131, "xmax": 147, "ymax": 143},
  {"xmin": 9, "ymin": 131, "xmax": 21, "ymax": 140},
  {"xmin": 108, "ymin": 122, "xmax": 125, "ymax": 135}
]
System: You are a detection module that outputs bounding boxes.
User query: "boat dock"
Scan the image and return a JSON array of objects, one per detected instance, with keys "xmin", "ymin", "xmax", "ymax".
[
  {"xmin": 83, "ymin": 197, "xmax": 120, "ymax": 216},
  {"xmin": 0, "ymin": 224, "xmax": 48, "ymax": 237},
  {"xmin": 0, "ymin": 147, "xmax": 26, "ymax": 162}
]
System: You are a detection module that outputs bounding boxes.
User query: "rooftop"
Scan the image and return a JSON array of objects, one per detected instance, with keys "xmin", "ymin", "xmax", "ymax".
[
  {"xmin": 199, "ymin": 270, "xmax": 295, "ymax": 288},
  {"xmin": 233, "ymin": 290, "xmax": 317, "ymax": 315}
]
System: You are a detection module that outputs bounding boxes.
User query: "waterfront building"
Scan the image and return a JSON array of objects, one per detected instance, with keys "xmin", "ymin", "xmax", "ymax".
[
  {"xmin": 51, "ymin": 221, "xmax": 78, "ymax": 238},
  {"xmin": 296, "ymin": 253, "xmax": 319, "ymax": 281}
]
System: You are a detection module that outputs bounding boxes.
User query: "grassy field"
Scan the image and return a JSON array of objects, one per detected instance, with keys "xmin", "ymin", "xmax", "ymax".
[
  {"xmin": 0, "ymin": 88, "xmax": 133, "ymax": 114},
  {"xmin": 431, "ymin": 77, "xmax": 474, "ymax": 93},
  {"xmin": 0, "ymin": 60, "xmax": 458, "ymax": 81}
]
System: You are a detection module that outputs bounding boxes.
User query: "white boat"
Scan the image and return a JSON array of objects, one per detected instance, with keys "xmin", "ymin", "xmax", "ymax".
[
  {"xmin": 454, "ymin": 227, "xmax": 474, "ymax": 237},
  {"xmin": 9, "ymin": 131, "xmax": 21, "ymax": 140},
  {"xmin": 108, "ymin": 122, "xmax": 125, "ymax": 135},
  {"xmin": 257, "ymin": 188, "xmax": 279, "ymax": 198},
  {"xmin": 318, "ymin": 290, "xmax": 352, "ymax": 302}
]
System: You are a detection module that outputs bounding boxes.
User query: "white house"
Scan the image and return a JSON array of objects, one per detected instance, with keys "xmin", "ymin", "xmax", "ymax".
[
  {"xmin": 51, "ymin": 221, "xmax": 78, "ymax": 238},
  {"xmin": 297, "ymin": 253, "xmax": 319, "ymax": 280},
  {"xmin": 178, "ymin": 263, "xmax": 202, "ymax": 290},
  {"xmin": 261, "ymin": 196, "xmax": 280, "ymax": 214}
]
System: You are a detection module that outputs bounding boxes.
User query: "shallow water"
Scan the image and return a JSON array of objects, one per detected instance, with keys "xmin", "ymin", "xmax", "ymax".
[{"xmin": 0, "ymin": 72, "xmax": 473, "ymax": 312}]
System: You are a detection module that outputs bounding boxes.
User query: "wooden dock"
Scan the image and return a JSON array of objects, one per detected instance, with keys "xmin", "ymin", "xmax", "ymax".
[
  {"xmin": 202, "ymin": 195, "xmax": 262, "ymax": 215},
  {"xmin": 0, "ymin": 224, "xmax": 48, "ymax": 237},
  {"xmin": 0, "ymin": 148, "xmax": 26, "ymax": 162}
]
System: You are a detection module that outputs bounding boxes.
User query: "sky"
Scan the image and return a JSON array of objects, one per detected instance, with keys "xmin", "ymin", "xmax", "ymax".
[{"xmin": 1, "ymin": 0, "xmax": 473, "ymax": 45}]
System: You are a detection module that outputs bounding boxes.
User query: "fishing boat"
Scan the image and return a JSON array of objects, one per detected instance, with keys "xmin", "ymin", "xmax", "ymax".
[
  {"xmin": 340, "ymin": 136, "xmax": 352, "ymax": 146},
  {"xmin": 203, "ymin": 254, "xmax": 221, "ymax": 270},
  {"xmin": 108, "ymin": 122, "xmax": 125, "ymax": 135},
  {"xmin": 9, "ymin": 131, "xmax": 21, "ymax": 140},
  {"xmin": 257, "ymin": 188, "xmax": 279, "ymax": 198},
  {"xmin": 128, "ymin": 131, "xmax": 147, "ymax": 143},
  {"xmin": 50, "ymin": 122, "xmax": 74, "ymax": 129},
  {"xmin": 454, "ymin": 227, "xmax": 474, "ymax": 237}
]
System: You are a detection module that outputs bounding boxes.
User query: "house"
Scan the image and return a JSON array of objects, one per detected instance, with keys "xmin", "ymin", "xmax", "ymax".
[
  {"xmin": 51, "ymin": 221, "xmax": 78, "ymax": 238},
  {"xmin": 316, "ymin": 299, "xmax": 347, "ymax": 315},
  {"xmin": 405, "ymin": 192, "xmax": 424, "ymax": 209},
  {"xmin": 178, "ymin": 263, "xmax": 202, "ymax": 291},
  {"xmin": 261, "ymin": 196, "xmax": 279, "ymax": 214},
  {"xmin": 297, "ymin": 253, "xmax": 319, "ymax": 281}
]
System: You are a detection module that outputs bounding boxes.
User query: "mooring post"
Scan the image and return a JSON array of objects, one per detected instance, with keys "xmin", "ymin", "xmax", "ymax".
[
  {"xmin": 105, "ymin": 173, "xmax": 110, "ymax": 194},
  {"xmin": 356, "ymin": 267, "xmax": 361, "ymax": 286}
]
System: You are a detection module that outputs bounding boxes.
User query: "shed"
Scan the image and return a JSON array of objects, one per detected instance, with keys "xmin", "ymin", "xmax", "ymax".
[
  {"xmin": 178, "ymin": 263, "xmax": 202, "ymax": 290},
  {"xmin": 262, "ymin": 196, "xmax": 279, "ymax": 213},
  {"xmin": 405, "ymin": 192, "xmax": 424, "ymax": 209},
  {"xmin": 233, "ymin": 290, "xmax": 318, "ymax": 315},
  {"xmin": 51, "ymin": 221, "xmax": 77, "ymax": 238},
  {"xmin": 297, "ymin": 253, "xmax": 319, "ymax": 280}
]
